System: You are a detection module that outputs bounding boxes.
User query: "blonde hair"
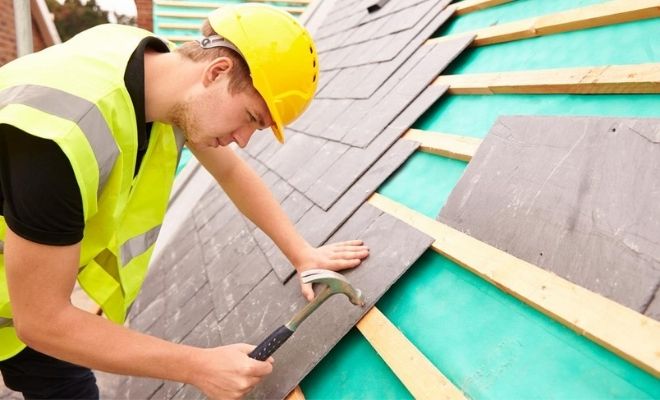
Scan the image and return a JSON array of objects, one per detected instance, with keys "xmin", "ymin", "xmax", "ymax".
[{"xmin": 175, "ymin": 21, "xmax": 254, "ymax": 94}]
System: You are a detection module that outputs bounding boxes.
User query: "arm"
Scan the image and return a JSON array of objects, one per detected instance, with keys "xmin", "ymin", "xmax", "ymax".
[
  {"xmin": 190, "ymin": 144, "xmax": 369, "ymax": 300},
  {"xmin": 4, "ymin": 228, "xmax": 272, "ymax": 399}
]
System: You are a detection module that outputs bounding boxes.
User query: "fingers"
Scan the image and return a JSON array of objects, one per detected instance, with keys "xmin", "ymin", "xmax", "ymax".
[
  {"xmin": 328, "ymin": 241, "xmax": 368, "ymax": 251},
  {"xmin": 330, "ymin": 239, "xmax": 364, "ymax": 246},
  {"xmin": 236, "ymin": 344, "xmax": 275, "ymax": 377},
  {"xmin": 329, "ymin": 258, "xmax": 363, "ymax": 270},
  {"xmin": 329, "ymin": 249, "xmax": 369, "ymax": 260},
  {"xmin": 300, "ymin": 281, "xmax": 314, "ymax": 302}
]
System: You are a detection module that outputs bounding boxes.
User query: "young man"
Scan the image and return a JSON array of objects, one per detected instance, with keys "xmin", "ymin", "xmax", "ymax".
[{"xmin": 0, "ymin": 4, "xmax": 368, "ymax": 399}]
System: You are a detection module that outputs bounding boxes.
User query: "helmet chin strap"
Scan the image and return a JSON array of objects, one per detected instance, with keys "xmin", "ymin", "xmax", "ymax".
[{"xmin": 196, "ymin": 35, "xmax": 245, "ymax": 59}]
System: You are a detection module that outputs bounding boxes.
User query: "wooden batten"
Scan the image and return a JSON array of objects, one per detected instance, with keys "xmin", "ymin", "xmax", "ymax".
[
  {"xmin": 284, "ymin": 386, "xmax": 306, "ymax": 400},
  {"xmin": 433, "ymin": 63, "xmax": 660, "ymax": 94},
  {"xmin": 429, "ymin": 0, "xmax": 660, "ymax": 46},
  {"xmin": 451, "ymin": 0, "xmax": 514, "ymax": 16},
  {"xmin": 357, "ymin": 307, "xmax": 466, "ymax": 399},
  {"xmin": 402, "ymin": 129, "xmax": 480, "ymax": 161},
  {"xmin": 367, "ymin": 193, "xmax": 660, "ymax": 378}
]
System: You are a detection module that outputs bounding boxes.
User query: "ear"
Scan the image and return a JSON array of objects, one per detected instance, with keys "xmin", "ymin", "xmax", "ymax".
[{"xmin": 202, "ymin": 56, "xmax": 234, "ymax": 86}]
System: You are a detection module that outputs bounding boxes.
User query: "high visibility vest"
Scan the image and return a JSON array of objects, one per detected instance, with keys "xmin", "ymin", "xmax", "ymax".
[{"xmin": 0, "ymin": 24, "xmax": 184, "ymax": 360}]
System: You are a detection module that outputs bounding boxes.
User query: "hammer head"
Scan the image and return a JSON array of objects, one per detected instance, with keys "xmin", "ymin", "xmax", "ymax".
[{"xmin": 300, "ymin": 269, "xmax": 365, "ymax": 306}]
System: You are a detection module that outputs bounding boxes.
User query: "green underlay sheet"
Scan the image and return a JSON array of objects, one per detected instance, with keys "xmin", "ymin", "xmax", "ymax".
[
  {"xmin": 300, "ymin": 329, "xmax": 412, "ymax": 400},
  {"xmin": 443, "ymin": 18, "xmax": 660, "ymax": 75},
  {"xmin": 302, "ymin": 250, "xmax": 660, "ymax": 399},
  {"xmin": 378, "ymin": 152, "xmax": 467, "ymax": 218},
  {"xmin": 415, "ymin": 94, "xmax": 660, "ymax": 138}
]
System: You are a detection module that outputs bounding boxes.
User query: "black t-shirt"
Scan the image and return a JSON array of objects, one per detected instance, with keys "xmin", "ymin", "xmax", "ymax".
[{"xmin": 0, "ymin": 37, "xmax": 169, "ymax": 246}]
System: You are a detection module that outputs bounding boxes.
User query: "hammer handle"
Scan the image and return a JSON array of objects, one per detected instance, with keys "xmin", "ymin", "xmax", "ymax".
[{"xmin": 248, "ymin": 325, "xmax": 294, "ymax": 361}]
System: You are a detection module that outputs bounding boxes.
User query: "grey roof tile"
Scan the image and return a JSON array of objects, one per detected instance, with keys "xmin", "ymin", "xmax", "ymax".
[
  {"xmin": 440, "ymin": 116, "xmax": 660, "ymax": 317},
  {"xmin": 342, "ymin": 15, "xmax": 391, "ymax": 47},
  {"xmin": 319, "ymin": 45, "xmax": 355, "ymax": 71},
  {"xmin": 388, "ymin": 84, "xmax": 449, "ymax": 131},
  {"xmin": 200, "ymin": 213, "xmax": 244, "ymax": 264},
  {"xmin": 244, "ymin": 130, "xmax": 273, "ymax": 159},
  {"xmin": 646, "ymin": 287, "xmax": 660, "ymax": 320},
  {"xmin": 304, "ymin": 99, "xmax": 355, "ymax": 138},
  {"xmin": 349, "ymin": 1, "xmax": 453, "ymax": 99},
  {"xmin": 216, "ymin": 271, "xmax": 294, "ymax": 345},
  {"xmin": 307, "ymin": 81, "xmax": 446, "ymax": 210},
  {"xmin": 261, "ymin": 171, "xmax": 294, "ymax": 203},
  {"xmin": 150, "ymin": 381, "xmax": 182, "ymax": 400},
  {"xmin": 314, "ymin": 68, "xmax": 341, "ymax": 94},
  {"xmin": 298, "ymin": 139, "xmax": 420, "ymax": 245},
  {"xmin": 288, "ymin": 140, "xmax": 350, "ymax": 193},
  {"xmin": 163, "ymin": 283, "xmax": 215, "ymax": 343},
  {"xmin": 343, "ymin": 36, "xmax": 471, "ymax": 147},
  {"xmin": 287, "ymin": 99, "xmax": 329, "ymax": 133},
  {"xmin": 116, "ymin": 376, "xmax": 162, "ymax": 400},
  {"xmin": 264, "ymin": 240, "xmax": 297, "ymax": 283},
  {"xmin": 212, "ymin": 245, "xmax": 272, "ymax": 320},
  {"xmin": 248, "ymin": 205, "xmax": 433, "ymax": 398},
  {"xmin": 320, "ymin": 99, "xmax": 371, "ymax": 141},
  {"xmin": 254, "ymin": 138, "xmax": 284, "ymax": 168},
  {"xmin": 282, "ymin": 190, "xmax": 315, "ymax": 224},
  {"xmin": 172, "ymin": 384, "xmax": 205, "ymax": 400},
  {"xmin": 180, "ymin": 309, "xmax": 221, "ymax": 348}
]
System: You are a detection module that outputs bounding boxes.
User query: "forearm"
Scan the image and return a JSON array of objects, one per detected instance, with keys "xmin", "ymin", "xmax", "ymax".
[{"xmin": 18, "ymin": 304, "xmax": 199, "ymax": 384}]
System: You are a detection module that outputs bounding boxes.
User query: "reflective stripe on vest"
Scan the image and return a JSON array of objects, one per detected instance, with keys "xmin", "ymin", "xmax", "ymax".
[
  {"xmin": 0, "ymin": 85, "xmax": 119, "ymax": 192},
  {"xmin": 121, "ymin": 224, "xmax": 161, "ymax": 267}
]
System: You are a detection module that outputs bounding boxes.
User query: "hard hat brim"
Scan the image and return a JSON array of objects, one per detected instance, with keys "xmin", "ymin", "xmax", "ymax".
[{"xmin": 252, "ymin": 67, "xmax": 285, "ymax": 144}]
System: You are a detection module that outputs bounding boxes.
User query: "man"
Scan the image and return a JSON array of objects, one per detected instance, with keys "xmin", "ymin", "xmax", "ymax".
[{"xmin": 0, "ymin": 4, "xmax": 368, "ymax": 399}]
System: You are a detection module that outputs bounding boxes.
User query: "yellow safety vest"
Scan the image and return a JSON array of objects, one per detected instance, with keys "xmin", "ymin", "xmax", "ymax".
[{"xmin": 0, "ymin": 24, "xmax": 184, "ymax": 360}]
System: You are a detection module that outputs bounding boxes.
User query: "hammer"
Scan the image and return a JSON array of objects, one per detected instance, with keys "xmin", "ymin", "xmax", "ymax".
[{"xmin": 248, "ymin": 269, "xmax": 365, "ymax": 361}]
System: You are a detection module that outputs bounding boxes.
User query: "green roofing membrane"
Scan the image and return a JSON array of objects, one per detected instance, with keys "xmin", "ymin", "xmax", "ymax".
[
  {"xmin": 416, "ymin": 93, "xmax": 660, "ymax": 138},
  {"xmin": 443, "ymin": 18, "xmax": 660, "ymax": 74},
  {"xmin": 302, "ymin": 250, "xmax": 660, "ymax": 399},
  {"xmin": 302, "ymin": 0, "xmax": 660, "ymax": 398}
]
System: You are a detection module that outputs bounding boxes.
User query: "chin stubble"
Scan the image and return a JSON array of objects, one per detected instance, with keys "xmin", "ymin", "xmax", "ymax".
[{"xmin": 168, "ymin": 101, "xmax": 195, "ymax": 143}]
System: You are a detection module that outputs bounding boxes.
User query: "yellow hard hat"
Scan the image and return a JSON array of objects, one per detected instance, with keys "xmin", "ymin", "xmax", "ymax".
[{"xmin": 208, "ymin": 4, "xmax": 319, "ymax": 143}]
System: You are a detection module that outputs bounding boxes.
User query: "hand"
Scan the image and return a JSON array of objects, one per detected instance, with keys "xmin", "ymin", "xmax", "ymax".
[
  {"xmin": 295, "ymin": 240, "xmax": 369, "ymax": 301},
  {"xmin": 190, "ymin": 344, "xmax": 274, "ymax": 400}
]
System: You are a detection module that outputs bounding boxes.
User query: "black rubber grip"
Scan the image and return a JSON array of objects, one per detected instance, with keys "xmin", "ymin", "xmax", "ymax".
[{"xmin": 248, "ymin": 325, "xmax": 294, "ymax": 361}]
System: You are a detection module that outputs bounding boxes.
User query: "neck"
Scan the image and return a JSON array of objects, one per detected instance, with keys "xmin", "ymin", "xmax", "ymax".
[{"xmin": 144, "ymin": 50, "xmax": 201, "ymax": 124}]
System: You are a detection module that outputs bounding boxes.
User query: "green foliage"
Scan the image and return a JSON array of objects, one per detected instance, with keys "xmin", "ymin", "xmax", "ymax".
[{"xmin": 45, "ymin": 0, "xmax": 134, "ymax": 41}]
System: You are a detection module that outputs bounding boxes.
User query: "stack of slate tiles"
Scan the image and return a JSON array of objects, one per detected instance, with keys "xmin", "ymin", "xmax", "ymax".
[{"xmin": 119, "ymin": 0, "xmax": 474, "ymax": 398}]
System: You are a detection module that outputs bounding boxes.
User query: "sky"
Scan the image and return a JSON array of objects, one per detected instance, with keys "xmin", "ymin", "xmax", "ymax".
[{"xmin": 94, "ymin": 0, "xmax": 137, "ymax": 17}]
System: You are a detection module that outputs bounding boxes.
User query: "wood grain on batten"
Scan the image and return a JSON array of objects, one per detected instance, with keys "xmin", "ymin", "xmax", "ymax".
[
  {"xmin": 433, "ymin": 63, "xmax": 660, "ymax": 94},
  {"xmin": 284, "ymin": 386, "xmax": 306, "ymax": 400},
  {"xmin": 451, "ymin": 0, "xmax": 514, "ymax": 16},
  {"xmin": 367, "ymin": 193, "xmax": 660, "ymax": 379},
  {"xmin": 401, "ymin": 129, "xmax": 481, "ymax": 161},
  {"xmin": 429, "ymin": 0, "xmax": 660, "ymax": 46},
  {"xmin": 357, "ymin": 307, "xmax": 466, "ymax": 400}
]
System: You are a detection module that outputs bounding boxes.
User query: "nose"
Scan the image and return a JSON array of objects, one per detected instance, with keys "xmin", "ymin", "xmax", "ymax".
[{"xmin": 233, "ymin": 127, "xmax": 256, "ymax": 148}]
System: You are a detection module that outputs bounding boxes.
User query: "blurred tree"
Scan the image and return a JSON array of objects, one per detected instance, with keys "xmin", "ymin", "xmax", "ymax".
[
  {"xmin": 45, "ymin": 0, "xmax": 135, "ymax": 41},
  {"xmin": 113, "ymin": 12, "xmax": 137, "ymax": 26}
]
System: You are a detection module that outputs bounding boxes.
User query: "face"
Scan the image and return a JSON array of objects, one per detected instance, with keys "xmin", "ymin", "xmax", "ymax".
[{"xmin": 169, "ymin": 58, "xmax": 273, "ymax": 150}]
